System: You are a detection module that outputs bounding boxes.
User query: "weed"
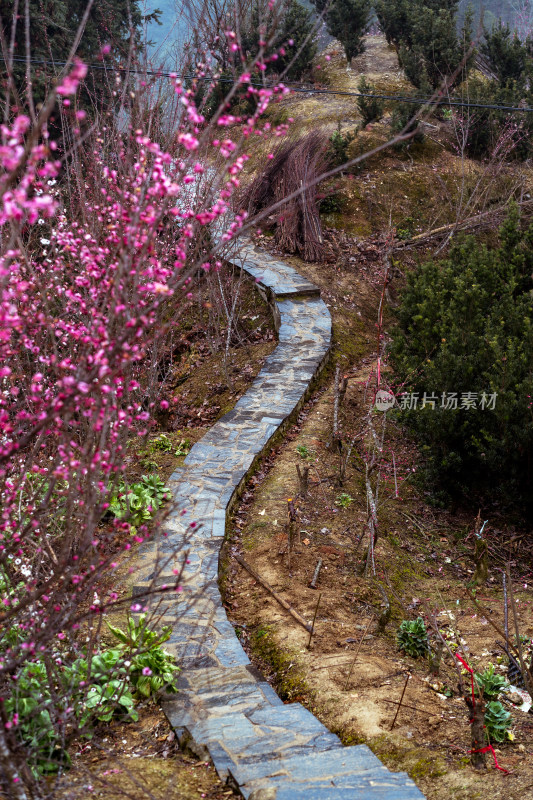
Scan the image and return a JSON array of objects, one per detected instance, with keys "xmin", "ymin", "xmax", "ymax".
[
  {"xmin": 396, "ymin": 618, "xmax": 429, "ymax": 658},
  {"xmin": 396, "ymin": 215, "xmax": 416, "ymax": 240},
  {"xmin": 149, "ymin": 433, "xmax": 191, "ymax": 457},
  {"xmin": 474, "ymin": 664, "xmax": 510, "ymax": 701},
  {"xmin": 174, "ymin": 438, "xmax": 192, "ymax": 456},
  {"xmin": 296, "ymin": 444, "xmax": 312, "ymax": 459},
  {"xmin": 335, "ymin": 492, "xmax": 354, "ymax": 508},
  {"xmin": 484, "ymin": 700, "xmax": 512, "ymax": 742}
]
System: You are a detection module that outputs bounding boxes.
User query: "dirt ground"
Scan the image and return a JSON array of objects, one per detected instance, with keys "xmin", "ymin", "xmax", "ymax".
[
  {"xmin": 53, "ymin": 705, "xmax": 238, "ymax": 800},
  {"xmin": 224, "ymin": 241, "xmax": 533, "ymax": 800}
]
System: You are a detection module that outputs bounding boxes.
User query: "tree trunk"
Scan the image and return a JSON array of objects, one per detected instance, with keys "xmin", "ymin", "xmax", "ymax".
[
  {"xmin": 296, "ymin": 464, "xmax": 309, "ymax": 496},
  {"xmin": 465, "ymin": 695, "xmax": 487, "ymax": 770}
]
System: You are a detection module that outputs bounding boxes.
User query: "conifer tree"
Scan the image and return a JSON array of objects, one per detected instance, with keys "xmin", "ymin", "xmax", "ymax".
[
  {"xmin": 0, "ymin": 0, "xmax": 149, "ymax": 108},
  {"xmin": 314, "ymin": 0, "xmax": 372, "ymax": 62},
  {"xmin": 375, "ymin": 0, "xmax": 472, "ymax": 89},
  {"xmin": 240, "ymin": 0, "xmax": 316, "ymax": 79},
  {"xmin": 391, "ymin": 205, "xmax": 533, "ymax": 514},
  {"xmin": 481, "ymin": 20, "xmax": 531, "ymax": 83}
]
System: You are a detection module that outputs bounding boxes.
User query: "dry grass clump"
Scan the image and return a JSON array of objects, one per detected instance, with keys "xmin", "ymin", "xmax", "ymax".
[{"xmin": 241, "ymin": 131, "xmax": 330, "ymax": 261}]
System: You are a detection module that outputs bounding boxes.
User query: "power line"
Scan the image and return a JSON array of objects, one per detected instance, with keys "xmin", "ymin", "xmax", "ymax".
[{"xmin": 4, "ymin": 54, "xmax": 533, "ymax": 113}]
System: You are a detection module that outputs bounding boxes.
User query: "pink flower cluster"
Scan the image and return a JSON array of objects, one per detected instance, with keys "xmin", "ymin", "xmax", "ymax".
[{"xmin": 0, "ymin": 50, "xmax": 291, "ymax": 682}]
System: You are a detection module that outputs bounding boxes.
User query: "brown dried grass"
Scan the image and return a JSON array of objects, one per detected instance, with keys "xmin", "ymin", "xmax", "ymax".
[{"xmin": 241, "ymin": 131, "xmax": 330, "ymax": 261}]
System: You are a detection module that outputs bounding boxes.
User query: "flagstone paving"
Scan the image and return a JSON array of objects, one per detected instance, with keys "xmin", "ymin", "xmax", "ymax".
[{"xmin": 134, "ymin": 242, "xmax": 425, "ymax": 799}]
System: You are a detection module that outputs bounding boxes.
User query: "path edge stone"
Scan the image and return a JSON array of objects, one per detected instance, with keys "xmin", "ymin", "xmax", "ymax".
[{"xmin": 157, "ymin": 241, "xmax": 425, "ymax": 800}]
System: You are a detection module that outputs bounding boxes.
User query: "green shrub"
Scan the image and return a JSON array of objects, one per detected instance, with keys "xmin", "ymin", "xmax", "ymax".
[
  {"xmin": 328, "ymin": 126, "xmax": 356, "ymax": 167},
  {"xmin": 481, "ymin": 21, "xmax": 529, "ymax": 83},
  {"xmin": 390, "ymin": 99, "xmax": 424, "ymax": 146},
  {"xmin": 319, "ymin": 192, "xmax": 345, "ymax": 215},
  {"xmin": 108, "ymin": 474, "xmax": 171, "ymax": 526},
  {"xmin": 357, "ymin": 76, "xmax": 384, "ymax": 125},
  {"xmin": 455, "ymin": 77, "xmax": 533, "ymax": 161},
  {"xmin": 241, "ymin": 0, "xmax": 317, "ymax": 81},
  {"xmin": 484, "ymin": 700, "xmax": 512, "ymax": 742},
  {"xmin": 390, "ymin": 205, "xmax": 533, "ymax": 516},
  {"xmin": 474, "ymin": 663, "xmax": 510, "ymax": 700},
  {"xmin": 397, "ymin": 617, "xmax": 429, "ymax": 658},
  {"xmin": 375, "ymin": 0, "xmax": 473, "ymax": 90},
  {"xmin": 107, "ymin": 613, "xmax": 180, "ymax": 698},
  {"xmin": 314, "ymin": 0, "xmax": 371, "ymax": 62}
]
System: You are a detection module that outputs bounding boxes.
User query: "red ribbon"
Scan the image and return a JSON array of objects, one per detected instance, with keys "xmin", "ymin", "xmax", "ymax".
[
  {"xmin": 455, "ymin": 652, "xmax": 476, "ymax": 707},
  {"xmin": 471, "ymin": 745, "xmax": 510, "ymax": 774}
]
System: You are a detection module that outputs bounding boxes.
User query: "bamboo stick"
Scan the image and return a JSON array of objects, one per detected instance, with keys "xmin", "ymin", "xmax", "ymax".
[{"xmin": 234, "ymin": 554, "xmax": 311, "ymax": 632}]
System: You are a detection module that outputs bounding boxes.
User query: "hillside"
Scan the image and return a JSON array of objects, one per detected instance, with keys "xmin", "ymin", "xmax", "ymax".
[{"xmin": 224, "ymin": 32, "xmax": 533, "ymax": 800}]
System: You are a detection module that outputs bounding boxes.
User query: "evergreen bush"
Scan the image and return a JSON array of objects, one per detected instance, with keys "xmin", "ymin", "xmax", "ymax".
[
  {"xmin": 313, "ymin": 0, "xmax": 372, "ymax": 62},
  {"xmin": 357, "ymin": 77, "xmax": 385, "ymax": 125},
  {"xmin": 390, "ymin": 206, "xmax": 533, "ymax": 515}
]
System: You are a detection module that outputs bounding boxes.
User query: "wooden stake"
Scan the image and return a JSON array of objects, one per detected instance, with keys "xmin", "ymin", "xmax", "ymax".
[
  {"xmin": 287, "ymin": 498, "xmax": 297, "ymax": 573},
  {"xmin": 383, "ymin": 699, "xmax": 434, "ymax": 717},
  {"xmin": 502, "ymin": 571, "xmax": 509, "ymax": 652},
  {"xmin": 296, "ymin": 464, "xmax": 310, "ymax": 496},
  {"xmin": 343, "ymin": 616, "xmax": 373, "ymax": 691},
  {"xmin": 506, "ymin": 563, "xmax": 533, "ymax": 697},
  {"xmin": 307, "ymin": 592, "xmax": 322, "ymax": 649},
  {"xmin": 390, "ymin": 673, "xmax": 410, "ymax": 731},
  {"xmin": 234, "ymin": 554, "xmax": 311, "ymax": 632},
  {"xmin": 308, "ymin": 558, "xmax": 323, "ymax": 590}
]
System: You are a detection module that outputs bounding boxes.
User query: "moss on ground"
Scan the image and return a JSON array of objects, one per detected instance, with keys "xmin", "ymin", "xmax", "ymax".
[{"xmin": 250, "ymin": 625, "xmax": 313, "ymax": 702}]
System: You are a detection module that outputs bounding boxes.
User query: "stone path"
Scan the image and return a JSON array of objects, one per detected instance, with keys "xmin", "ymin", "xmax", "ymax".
[{"xmin": 133, "ymin": 241, "xmax": 425, "ymax": 800}]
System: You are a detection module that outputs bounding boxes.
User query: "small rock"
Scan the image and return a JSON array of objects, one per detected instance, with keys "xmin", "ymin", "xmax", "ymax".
[
  {"xmin": 507, "ymin": 692, "xmax": 524, "ymax": 705},
  {"xmin": 249, "ymin": 790, "xmax": 277, "ymax": 800}
]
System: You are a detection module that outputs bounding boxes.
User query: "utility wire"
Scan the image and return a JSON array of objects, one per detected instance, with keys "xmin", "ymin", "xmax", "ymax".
[{"xmin": 4, "ymin": 54, "xmax": 533, "ymax": 113}]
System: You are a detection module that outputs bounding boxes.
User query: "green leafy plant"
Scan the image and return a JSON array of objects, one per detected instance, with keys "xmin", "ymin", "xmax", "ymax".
[
  {"xmin": 296, "ymin": 444, "xmax": 312, "ymax": 459},
  {"xmin": 150, "ymin": 433, "xmax": 175, "ymax": 453},
  {"xmin": 397, "ymin": 617, "xmax": 429, "ymax": 658},
  {"xmin": 2, "ymin": 647, "xmax": 139, "ymax": 776},
  {"xmin": 3, "ymin": 661, "xmax": 63, "ymax": 775},
  {"xmin": 335, "ymin": 492, "xmax": 354, "ymax": 508},
  {"xmin": 81, "ymin": 680, "xmax": 137, "ymax": 725},
  {"xmin": 396, "ymin": 215, "xmax": 416, "ymax": 241},
  {"xmin": 107, "ymin": 613, "xmax": 180, "ymax": 697},
  {"xmin": 108, "ymin": 474, "xmax": 171, "ymax": 526},
  {"xmin": 174, "ymin": 438, "xmax": 192, "ymax": 456},
  {"xmin": 484, "ymin": 700, "xmax": 512, "ymax": 742},
  {"xmin": 149, "ymin": 433, "xmax": 191, "ymax": 457},
  {"xmin": 474, "ymin": 663, "xmax": 510, "ymax": 701}
]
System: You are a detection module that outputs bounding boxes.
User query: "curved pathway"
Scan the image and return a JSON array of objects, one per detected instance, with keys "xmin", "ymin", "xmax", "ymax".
[{"xmin": 133, "ymin": 242, "xmax": 424, "ymax": 800}]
